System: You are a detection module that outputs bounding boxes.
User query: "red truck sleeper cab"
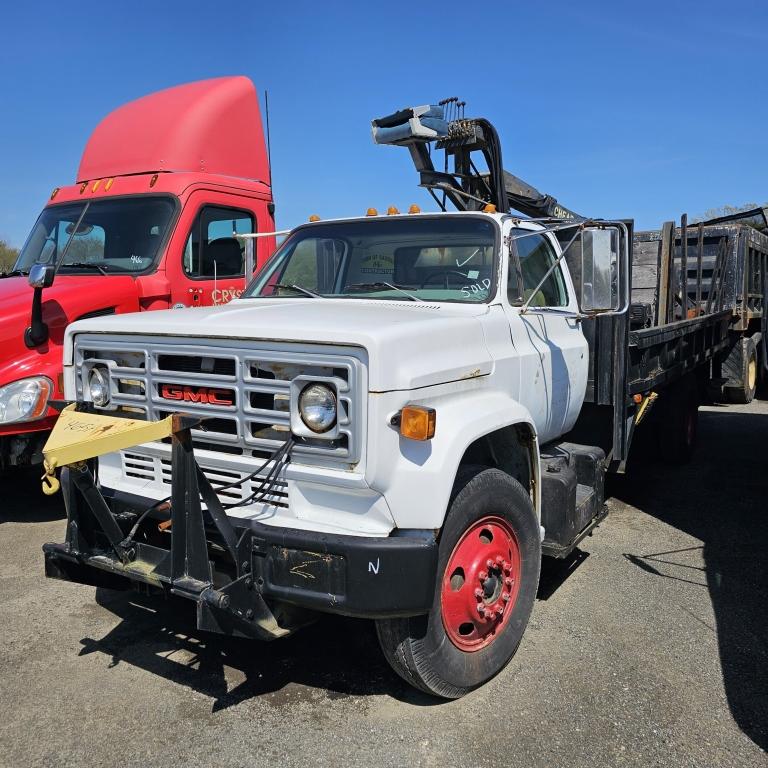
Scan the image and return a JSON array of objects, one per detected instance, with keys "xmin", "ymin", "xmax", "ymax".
[{"xmin": 0, "ymin": 76, "xmax": 276, "ymax": 469}]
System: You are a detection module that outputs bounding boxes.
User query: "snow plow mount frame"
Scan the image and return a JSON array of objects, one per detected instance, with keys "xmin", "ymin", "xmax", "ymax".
[{"xmin": 41, "ymin": 405, "xmax": 288, "ymax": 639}]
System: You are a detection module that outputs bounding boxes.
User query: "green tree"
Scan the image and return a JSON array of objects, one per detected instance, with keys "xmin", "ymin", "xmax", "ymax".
[{"xmin": 0, "ymin": 239, "xmax": 19, "ymax": 272}]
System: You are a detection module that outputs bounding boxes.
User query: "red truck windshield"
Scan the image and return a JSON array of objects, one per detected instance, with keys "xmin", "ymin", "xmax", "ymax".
[{"xmin": 15, "ymin": 196, "xmax": 177, "ymax": 275}]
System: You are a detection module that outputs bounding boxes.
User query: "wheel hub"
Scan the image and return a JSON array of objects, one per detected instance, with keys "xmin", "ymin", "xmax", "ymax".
[{"xmin": 441, "ymin": 516, "xmax": 522, "ymax": 651}]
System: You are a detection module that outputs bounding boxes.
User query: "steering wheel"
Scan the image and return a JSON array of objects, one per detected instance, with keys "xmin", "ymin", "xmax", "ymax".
[{"xmin": 420, "ymin": 270, "xmax": 468, "ymax": 289}]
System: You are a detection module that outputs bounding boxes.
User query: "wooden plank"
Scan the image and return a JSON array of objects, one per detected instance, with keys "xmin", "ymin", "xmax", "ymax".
[
  {"xmin": 658, "ymin": 221, "xmax": 674, "ymax": 324},
  {"xmin": 680, "ymin": 213, "xmax": 688, "ymax": 317},
  {"xmin": 696, "ymin": 224, "xmax": 703, "ymax": 311}
]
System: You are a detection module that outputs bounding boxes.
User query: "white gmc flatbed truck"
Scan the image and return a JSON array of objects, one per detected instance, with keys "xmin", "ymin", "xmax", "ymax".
[{"xmin": 42, "ymin": 103, "xmax": 755, "ymax": 698}]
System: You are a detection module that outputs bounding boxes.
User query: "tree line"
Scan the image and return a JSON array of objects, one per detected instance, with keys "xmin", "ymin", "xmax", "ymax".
[{"xmin": 0, "ymin": 239, "xmax": 19, "ymax": 272}]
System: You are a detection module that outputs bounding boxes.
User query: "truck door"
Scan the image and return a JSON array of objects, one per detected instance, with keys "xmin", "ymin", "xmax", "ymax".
[
  {"xmin": 168, "ymin": 195, "xmax": 258, "ymax": 308},
  {"xmin": 506, "ymin": 229, "xmax": 588, "ymax": 444}
]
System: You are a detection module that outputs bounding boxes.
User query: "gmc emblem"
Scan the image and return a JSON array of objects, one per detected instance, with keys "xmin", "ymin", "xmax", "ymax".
[{"xmin": 159, "ymin": 384, "xmax": 234, "ymax": 406}]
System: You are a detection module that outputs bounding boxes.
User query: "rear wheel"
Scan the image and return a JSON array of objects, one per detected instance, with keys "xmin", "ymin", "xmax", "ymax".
[
  {"xmin": 724, "ymin": 336, "xmax": 757, "ymax": 404},
  {"xmin": 376, "ymin": 467, "xmax": 541, "ymax": 699},
  {"xmin": 657, "ymin": 375, "xmax": 699, "ymax": 465}
]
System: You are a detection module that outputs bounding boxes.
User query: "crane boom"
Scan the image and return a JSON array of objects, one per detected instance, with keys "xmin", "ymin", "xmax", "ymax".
[{"xmin": 372, "ymin": 102, "xmax": 583, "ymax": 220}]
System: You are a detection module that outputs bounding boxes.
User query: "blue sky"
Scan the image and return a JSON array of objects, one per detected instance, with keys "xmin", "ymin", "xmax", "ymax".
[{"xmin": 1, "ymin": 0, "xmax": 767, "ymax": 246}]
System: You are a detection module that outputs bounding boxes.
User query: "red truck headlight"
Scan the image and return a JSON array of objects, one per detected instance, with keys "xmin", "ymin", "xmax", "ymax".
[{"xmin": 0, "ymin": 377, "xmax": 52, "ymax": 424}]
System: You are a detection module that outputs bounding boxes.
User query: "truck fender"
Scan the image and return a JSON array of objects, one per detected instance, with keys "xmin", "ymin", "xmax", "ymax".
[{"xmin": 366, "ymin": 387, "xmax": 540, "ymax": 531}]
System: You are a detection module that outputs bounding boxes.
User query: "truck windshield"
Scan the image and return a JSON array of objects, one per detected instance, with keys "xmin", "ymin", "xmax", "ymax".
[
  {"xmin": 14, "ymin": 196, "xmax": 176, "ymax": 275},
  {"xmin": 246, "ymin": 216, "xmax": 499, "ymax": 303}
]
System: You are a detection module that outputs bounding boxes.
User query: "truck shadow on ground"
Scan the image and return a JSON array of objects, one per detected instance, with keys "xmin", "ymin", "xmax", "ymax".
[
  {"xmin": 76, "ymin": 557, "xmax": 582, "ymax": 711},
  {"xmin": 0, "ymin": 470, "xmax": 65, "ymax": 523},
  {"xmin": 79, "ymin": 587, "xmax": 441, "ymax": 710},
  {"xmin": 609, "ymin": 407, "xmax": 768, "ymax": 752}
]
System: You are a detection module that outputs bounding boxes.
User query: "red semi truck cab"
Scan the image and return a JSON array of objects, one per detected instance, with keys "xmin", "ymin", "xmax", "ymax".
[{"xmin": 0, "ymin": 76, "xmax": 276, "ymax": 469}]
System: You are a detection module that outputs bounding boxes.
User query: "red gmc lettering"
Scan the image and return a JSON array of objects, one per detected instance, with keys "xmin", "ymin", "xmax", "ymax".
[{"xmin": 159, "ymin": 384, "xmax": 233, "ymax": 406}]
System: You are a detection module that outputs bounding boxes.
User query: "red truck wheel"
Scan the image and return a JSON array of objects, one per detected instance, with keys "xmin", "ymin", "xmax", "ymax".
[{"xmin": 376, "ymin": 467, "xmax": 541, "ymax": 699}]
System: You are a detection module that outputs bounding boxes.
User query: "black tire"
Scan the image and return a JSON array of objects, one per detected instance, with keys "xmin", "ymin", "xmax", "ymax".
[
  {"xmin": 755, "ymin": 337, "xmax": 768, "ymax": 400},
  {"xmin": 376, "ymin": 467, "xmax": 541, "ymax": 699},
  {"xmin": 657, "ymin": 375, "xmax": 699, "ymax": 465},
  {"xmin": 723, "ymin": 336, "xmax": 757, "ymax": 404}
]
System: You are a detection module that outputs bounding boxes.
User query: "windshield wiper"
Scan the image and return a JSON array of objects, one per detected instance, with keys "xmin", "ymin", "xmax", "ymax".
[
  {"xmin": 344, "ymin": 281, "xmax": 424, "ymax": 302},
  {"xmin": 0, "ymin": 269, "xmax": 27, "ymax": 278},
  {"xmin": 272, "ymin": 282, "xmax": 323, "ymax": 298},
  {"xmin": 59, "ymin": 262, "xmax": 109, "ymax": 275}
]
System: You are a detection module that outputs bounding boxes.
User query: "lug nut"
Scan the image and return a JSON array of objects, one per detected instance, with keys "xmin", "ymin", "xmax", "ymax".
[
  {"xmin": 503, "ymin": 561, "xmax": 511, "ymax": 572},
  {"xmin": 486, "ymin": 609, "xmax": 496, "ymax": 620},
  {"xmin": 502, "ymin": 592, "xmax": 511, "ymax": 602},
  {"xmin": 496, "ymin": 555, "xmax": 504, "ymax": 565},
  {"xmin": 479, "ymin": 570, "xmax": 488, "ymax": 581},
  {"xmin": 478, "ymin": 605, "xmax": 486, "ymax": 615},
  {"xmin": 486, "ymin": 559, "xmax": 494, "ymax": 569},
  {"xmin": 474, "ymin": 588, "xmax": 484, "ymax": 599},
  {"xmin": 504, "ymin": 577, "xmax": 514, "ymax": 587}
]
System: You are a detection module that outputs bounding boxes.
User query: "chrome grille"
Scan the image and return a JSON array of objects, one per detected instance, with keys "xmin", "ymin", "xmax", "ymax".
[{"xmin": 74, "ymin": 334, "xmax": 366, "ymax": 465}]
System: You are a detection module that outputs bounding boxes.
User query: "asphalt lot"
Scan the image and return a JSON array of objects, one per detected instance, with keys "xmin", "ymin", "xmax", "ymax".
[{"xmin": 1, "ymin": 401, "xmax": 766, "ymax": 768}]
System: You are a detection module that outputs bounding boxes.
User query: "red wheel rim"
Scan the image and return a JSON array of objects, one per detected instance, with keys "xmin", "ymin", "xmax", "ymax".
[{"xmin": 441, "ymin": 515, "xmax": 522, "ymax": 652}]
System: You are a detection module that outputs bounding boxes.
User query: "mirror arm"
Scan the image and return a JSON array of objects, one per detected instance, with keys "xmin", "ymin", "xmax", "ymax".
[
  {"xmin": 24, "ymin": 286, "xmax": 49, "ymax": 348},
  {"xmin": 520, "ymin": 224, "xmax": 584, "ymax": 313}
]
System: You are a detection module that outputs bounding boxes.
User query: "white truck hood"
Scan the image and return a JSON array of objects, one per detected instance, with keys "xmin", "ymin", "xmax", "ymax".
[{"xmin": 65, "ymin": 298, "xmax": 494, "ymax": 392}]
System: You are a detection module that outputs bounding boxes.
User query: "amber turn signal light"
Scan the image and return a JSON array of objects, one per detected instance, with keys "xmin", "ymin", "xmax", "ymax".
[{"xmin": 397, "ymin": 405, "xmax": 436, "ymax": 441}]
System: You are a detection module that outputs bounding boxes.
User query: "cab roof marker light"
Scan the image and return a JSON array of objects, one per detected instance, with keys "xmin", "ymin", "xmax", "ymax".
[
  {"xmin": 149, "ymin": 174, "xmax": 159, "ymax": 188},
  {"xmin": 387, "ymin": 206, "xmax": 400, "ymax": 215},
  {"xmin": 408, "ymin": 204, "xmax": 421, "ymax": 214},
  {"xmin": 91, "ymin": 179, "xmax": 102, "ymax": 192},
  {"xmin": 366, "ymin": 207, "xmax": 378, "ymax": 217},
  {"xmin": 309, "ymin": 214, "xmax": 321, "ymax": 222},
  {"xmin": 79, "ymin": 182, "xmax": 88, "ymax": 194},
  {"xmin": 50, "ymin": 188, "xmax": 59, "ymax": 200},
  {"xmin": 104, "ymin": 178, "xmax": 114, "ymax": 191}
]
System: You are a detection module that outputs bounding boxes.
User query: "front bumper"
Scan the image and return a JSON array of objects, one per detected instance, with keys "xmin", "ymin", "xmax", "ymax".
[
  {"xmin": 44, "ymin": 516, "xmax": 437, "ymax": 625},
  {"xmin": 43, "ymin": 433, "xmax": 437, "ymax": 639}
]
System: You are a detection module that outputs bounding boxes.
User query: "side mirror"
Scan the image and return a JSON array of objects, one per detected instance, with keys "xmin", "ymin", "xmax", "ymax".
[
  {"xmin": 28, "ymin": 263, "xmax": 55, "ymax": 289},
  {"xmin": 580, "ymin": 227, "xmax": 620, "ymax": 313}
]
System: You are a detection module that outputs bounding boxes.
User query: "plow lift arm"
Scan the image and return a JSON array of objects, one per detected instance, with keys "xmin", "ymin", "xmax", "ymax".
[{"xmin": 372, "ymin": 98, "xmax": 583, "ymax": 221}]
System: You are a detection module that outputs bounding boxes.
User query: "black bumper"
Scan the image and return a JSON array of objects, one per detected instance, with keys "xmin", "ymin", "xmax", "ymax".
[{"xmin": 44, "ymin": 519, "xmax": 437, "ymax": 622}]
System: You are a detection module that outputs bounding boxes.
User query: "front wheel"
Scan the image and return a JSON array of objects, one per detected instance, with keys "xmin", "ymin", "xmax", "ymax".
[{"xmin": 376, "ymin": 467, "xmax": 541, "ymax": 699}]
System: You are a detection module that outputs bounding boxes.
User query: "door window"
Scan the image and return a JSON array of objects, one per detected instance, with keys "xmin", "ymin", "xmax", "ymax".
[
  {"xmin": 183, "ymin": 206, "xmax": 254, "ymax": 278},
  {"xmin": 510, "ymin": 230, "xmax": 567, "ymax": 307}
]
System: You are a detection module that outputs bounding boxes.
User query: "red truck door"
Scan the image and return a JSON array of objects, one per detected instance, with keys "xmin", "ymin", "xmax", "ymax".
[{"xmin": 166, "ymin": 191, "xmax": 267, "ymax": 308}]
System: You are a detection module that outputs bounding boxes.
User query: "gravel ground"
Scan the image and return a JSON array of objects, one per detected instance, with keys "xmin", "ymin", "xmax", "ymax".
[{"xmin": 0, "ymin": 401, "xmax": 766, "ymax": 768}]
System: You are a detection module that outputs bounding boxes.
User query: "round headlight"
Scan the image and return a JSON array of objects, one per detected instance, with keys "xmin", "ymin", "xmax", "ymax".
[
  {"xmin": 88, "ymin": 368, "xmax": 110, "ymax": 407},
  {"xmin": 298, "ymin": 383, "xmax": 337, "ymax": 433}
]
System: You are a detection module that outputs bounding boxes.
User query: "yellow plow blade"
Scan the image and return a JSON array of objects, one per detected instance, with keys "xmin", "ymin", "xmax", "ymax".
[{"xmin": 41, "ymin": 405, "xmax": 174, "ymax": 495}]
